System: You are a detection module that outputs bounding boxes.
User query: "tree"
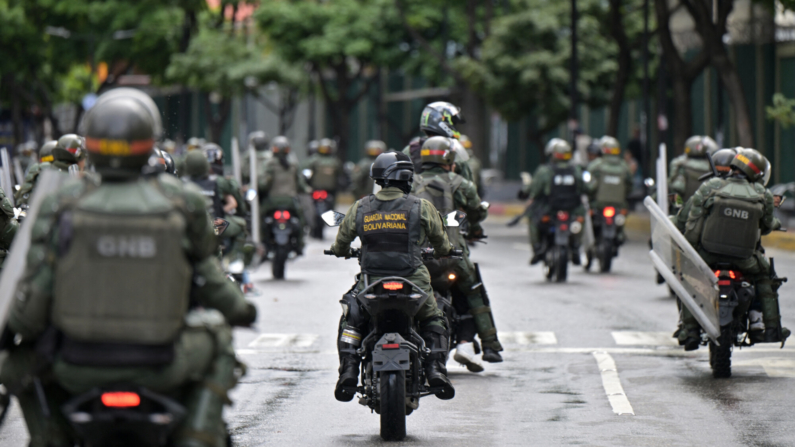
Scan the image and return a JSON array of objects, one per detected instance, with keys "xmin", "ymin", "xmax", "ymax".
[{"xmin": 256, "ymin": 0, "xmax": 407, "ymax": 161}]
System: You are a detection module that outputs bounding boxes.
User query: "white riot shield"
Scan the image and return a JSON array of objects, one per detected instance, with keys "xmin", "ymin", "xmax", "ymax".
[
  {"xmin": 13, "ymin": 158, "xmax": 24, "ymax": 186},
  {"xmin": 581, "ymin": 195, "xmax": 595, "ymax": 251},
  {"xmin": 231, "ymin": 137, "xmax": 242, "ymax": 185},
  {"xmin": 0, "ymin": 149, "xmax": 14, "ymax": 207},
  {"xmin": 0, "ymin": 170, "xmax": 70, "ymax": 326},
  {"xmin": 656, "ymin": 143, "xmax": 668, "ymax": 215},
  {"xmin": 248, "ymin": 145, "xmax": 260, "ymax": 245},
  {"xmin": 644, "ymin": 196, "xmax": 720, "ymax": 341}
]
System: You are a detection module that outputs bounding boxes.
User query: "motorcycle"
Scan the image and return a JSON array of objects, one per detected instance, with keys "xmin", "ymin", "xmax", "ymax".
[
  {"xmin": 310, "ymin": 189, "xmax": 334, "ymax": 240},
  {"xmin": 585, "ymin": 205, "xmax": 627, "ymax": 273},
  {"xmin": 539, "ymin": 210, "xmax": 582, "ymax": 282},
  {"xmin": 704, "ymin": 263, "xmax": 787, "ymax": 378},
  {"xmin": 322, "ymin": 211, "xmax": 461, "ymax": 441},
  {"xmin": 263, "ymin": 208, "xmax": 301, "ymax": 279}
]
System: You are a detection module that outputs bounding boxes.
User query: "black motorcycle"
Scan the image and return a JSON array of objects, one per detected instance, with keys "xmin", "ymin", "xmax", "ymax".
[
  {"xmin": 310, "ymin": 189, "xmax": 334, "ymax": 240},
  {"xmin": 705, "ymin": 263, "xmax": 787, "ymax": 378},
  {"xmin": 586, "ymin": 205, "xmax": 626, "ymax": 273},
  {"xmin": 540, "ymin": 210, "xmax": 581, "ymax": 282},
  {"xmin": 263, "ymin": 208, "xmax": 301, "ymax": 279}
]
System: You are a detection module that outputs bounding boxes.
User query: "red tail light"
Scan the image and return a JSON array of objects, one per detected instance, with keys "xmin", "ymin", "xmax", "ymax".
[
  {"xmin": 274, "ymin": 211, "xmax": 282, "ymax": 220},
  {"xmin": 383, "ymin": 282, "xmax": 404, "ymax": 290},
  {"xmin": 559, "ymin": 224, "xmax": 569, "ymax": 231},
  {"xmin": 313, "ymin": 190, "xmax": 328, "ymax": 200},
  {"xmin": 603, "ymin": 207, "xmax": 616, "ymax": 218},
  {"xmin": 714, "ymin": 270, "xmax": 721, "ymax": 277},
  {"xmin": 382, "ymin": 343, "xmax": 400, "ymax": 349},
  {"xmin": 557, "ymin": 210, "xmax": 569, "ymax": 221},
  {"xmin": 274, "ymin": 210, "xmax": 290, "ymax": 221},
  {"xmin": 729, "ymin": 271, "xmax": 736, "ymax": 279},
  {"xmin": 281, "ymin": 210, "xmax": 290, "ymax": 220},
  {"xmin": 101, "ymin": 392, "xmax": 140, "ymax": 408}
]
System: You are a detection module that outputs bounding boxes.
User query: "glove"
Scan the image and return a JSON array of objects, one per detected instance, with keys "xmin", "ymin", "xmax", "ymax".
[{"xmin": 229, "ymin": 302, "xmax": 257, "ymax": 327}]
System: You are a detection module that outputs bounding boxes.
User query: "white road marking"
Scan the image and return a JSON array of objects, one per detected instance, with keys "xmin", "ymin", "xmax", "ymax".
[
  {"xmin": 247, "ymin": 333, "xmax": 319, "ymax": 349},
  {"xmin": 499, "ymin": 331, "xmax": 557, "ymax": 345},
  {"xmin": 612, "ymin": 331, "xmax": 679, "ymax": 346},
  {"xmin": 734, "ymin": 357, "xmax": 795, "ymax": 378},
  {"xmin": 592, "ymin": 351, "xmax": 635, "ymax": 416},
  {"xmin": 511, "ymin": 243, "xmax": 530, "ymax": 251}
]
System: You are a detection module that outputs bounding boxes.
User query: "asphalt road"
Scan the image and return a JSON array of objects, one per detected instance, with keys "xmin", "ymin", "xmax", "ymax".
[{"xmin": 3, "ymin": 217, "xmax": 795, "ymax": 446}]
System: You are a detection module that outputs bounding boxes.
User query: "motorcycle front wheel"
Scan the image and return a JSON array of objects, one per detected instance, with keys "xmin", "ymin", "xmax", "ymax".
[
  {"xmin": 709, "ymin": 327, "xmax": 733, "ymax": 379},
  {"xmin": 379, "ymin": 370, "xmax": 407, "ymax": 441}
]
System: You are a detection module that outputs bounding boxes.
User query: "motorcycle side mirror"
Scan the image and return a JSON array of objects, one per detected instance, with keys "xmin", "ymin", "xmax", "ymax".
[
  {"xmin": 446, "ymin": 211, "xmax": 465, "ymax": 227},
  {"xmin": 480, "ymin": 201, "xmax": 490, "ymax": 210},
  {"xmin": 582, "ymin": 171, "xmax": 592, "ymax": 183},
  {"xmin": 213, "ymin": 218, "xmax": 230, "ymax": 236},
  {"xmin": 520, "ymin": 171, "xmax": 532, "ymax": 186},
  {"xmin": 321, "ymin": 210, "xmax": 346, "ymax": 227},
  {"xmin": 302, "ymin": 169, "xmax": 313, "ymax": 180},
  {"xmin": 644, "ymin": 177, "xmax": 655, "ymax": 188},
  {"xmin": 245, "ymin": 189, "xmax": 257, "ymax": 202}
]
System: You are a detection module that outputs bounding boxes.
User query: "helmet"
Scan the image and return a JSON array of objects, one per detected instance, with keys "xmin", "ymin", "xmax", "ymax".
[
  {"xmin": 702, "ymin": 136, "xmax": 719, "ymax": 155},
  {"xmin": 364, "ymin": 140, "xmax": 387, "ymax": 158},
  {"xmin": 187, "ymin": 137, "xmax": 204, "ymax": 151},
  {"xmin": 317, "ymin": 138, "xmax": 336, "ymax": 155},
  {"xmin": 271, "ymin": 136, "xmax": 291, "ymax": 154},
  {"xmin": 184, "ymin": 149, "xmax": 210, "ymax": 177},
  {"xmin": 53, "ymin": 134, "xmax": 86, "ymax": 163},
  {"xmin": 145, "ymin": 147, "xmax": 172, "ymax": 175},
  {"xmin": 370, "ymin": 151, "xmax": 414, "ymax": 182},
  {"xmin": 711, "ymin": 148, "xmax": 738, "ymax": 176},
  {"xmin": 545, "ymin": 138, "xmax": 572, "ymax": 161},
  {"xmin": 419, "ymin": 101, "xmax": 465, "ymax": 139},
  {"xmin": 684, "ymin": 135, "xmax": 716, "ymax": 158},
  {"xmin": 449, "ymin": 138, "xmax": 470, "ymax": 162},
  {"xmin": 19, "ymin": 141, "xmax": 37, "ymax": 157},
  {"xmin": 730, "ymin": 148, "xmax": 766, "ymax": 183},
  {"xmin": 248, "ymin": 131, "xmax": 269, "ymax": 152},
  {"xmin": 420, "ymin": 136, "xmax": 455, "ymax": 165},
  {"xmin": 599, "ymin": 136, "xmax": 621, "ymax": 155},
  {"xmin": 586, "ymin": 140, "xmax": 601, "ymax": 156},
  {"xmin": 39, "ymin": 140, "xmax": 57, "ymax": 163},
  {"xmin": 740, "ymin": 148, "xmax": 772, "ymax": 185},
  {"xmin": 459, "ymin": 134, "xmax": 472, "ymax": 149},
  {"xmin": 159, "ymin": 139, "xmax": 176, "ymax": 154},
  {"xmin": 204, "ymin": 142, "xmax": 224, "ymax": 166},
  {"xmin": 307, "ymin": 140, "xmax": 319, "ymax": 156},
  {"xmin": 88, "ymin": 88, "xmax": 163, "ymax": 139},
  {"xmin": 83, "ymin": 95, "xmax": 156, "ymax": 175}
]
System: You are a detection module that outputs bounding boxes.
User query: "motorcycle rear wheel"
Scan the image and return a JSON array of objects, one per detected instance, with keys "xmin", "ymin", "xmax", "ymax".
[
  {"xmin": 599, "ymin": 241, "xmax": 613, "ymax": 273},
  {"xmin": 709, "ymin": 328, "xmax": 733, "ymax": 378},
  {"xmin": 555, "ymin": 246, "xmax": 568, "ymax": 282},
  {"xmin": 380, "ymin": 370, "xmax": 407, "ymax": 441},
  {"xmin": 272, "ymin": 245, "xmax": 288, "ymax": 279}
]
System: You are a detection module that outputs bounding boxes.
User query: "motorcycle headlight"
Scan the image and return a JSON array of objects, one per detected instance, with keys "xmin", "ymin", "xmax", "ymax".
[
  {"xmin": 570, "ymin": 221, "xmax": 582, "ymax": 234},
  {"xmin": 615, "ymin": 214, "xmax": 626, "ymax": 226},
  {"xmin": 228, "ymin": 259, "xmax": 245, "ymax": 274}
]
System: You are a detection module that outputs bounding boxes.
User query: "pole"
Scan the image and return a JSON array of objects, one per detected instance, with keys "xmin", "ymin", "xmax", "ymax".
[
  {"xmin": 570, "ymin": 0, "xmax": 579, "ymax": 146},
  {"xmin": 713, "ymin": 0, "xmax": 724, "ymax": 147},
  {"xmin": 641, "ymin": 0, "xmax": 650, "ymax": 177},
  {"xmin": 249, "ymin": 145, "xmax": 260, "ymax": 245}
]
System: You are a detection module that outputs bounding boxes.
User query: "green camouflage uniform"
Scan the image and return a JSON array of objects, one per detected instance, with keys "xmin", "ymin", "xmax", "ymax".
[
  {"xmin": 331, "ymin": 186, "xmax": 452, "ymax": 330},
  {"xmin": 680, "ymin": 177, "xmax": 783, "ymax": 334},
  {"xmin": 217, "ymin": 175, "xmax": 250, "ymax": 262},
  {"xmin": 351, "ymin": 156, "xmax": 376, "ymax": 199},
  {"xmin": 260, "ymin": 156, "xmax": 312, "ymax": 250},
  {"xmin": 15, "ymin": 161, "xmax": 69, "ymax": 206},
  {"xmin": 0, "ymin": 174, "xmax": 256, "ymax": 447},
  {"xmin": 669, "ymin": 156, "xmax": 711, "ymax": 204},
  {"xmin": 0, "ymin": 187, "xmax": 19, "ymax": 268},
  {"xmin": 521, "ymin": 161, "xmax": 585, "ymax": 249},
  {"xmin": 413, "ymin": 166, "xmax": 502, "ymax": 351}
]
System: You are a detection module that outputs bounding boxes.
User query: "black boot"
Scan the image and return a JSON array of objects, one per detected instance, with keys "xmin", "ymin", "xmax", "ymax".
[
  {"xmin": 530, "ymin": 245, "xmax": 545, "ymax": 265},
  {"xmin": 763, "ymin": 326, "xmax": 791, "ymax": 344},
  {"xmin": 683, "ymin": 329, "xmax": 700, "ymax": 352},
  {"xmin": 335, "ymin": 355, "xmax": 360, "ymax": 402},
  {"xmin": 482, "ymin": 347, "xmax": 503, "ymax": 363},
  {"xmin": 422, "ymin": 330, "xmax": 455, "ymax": 400}
]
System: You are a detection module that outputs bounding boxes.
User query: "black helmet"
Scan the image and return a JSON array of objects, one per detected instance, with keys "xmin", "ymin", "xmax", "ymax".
[
  {"xmin": 87, "ymin": 88, "xmax": 163, "ymax": 140},
  {"xmin": 248, "ymin": 131, "xmax": 269, "ymax": 151},
  {"xmin": 53, "ymin": 134, "xmax": 86, "ymax": 163},
  {"xmin": 420, "ymin": 102, "xmax": 465, "ymax": 139},
  {"xmin": 39, "ymin": 140, "xmax": 57, "ymax": 163},
  {"xmin": 711, "ymin": 148, "xmax": 738, "ymax": 177},
  {"xmin": 84, "ymin": 95, "xmax": 156, "ymax": 176},
  {"xmin": 271, "ymin": 136, "xmax": 291, "ymax": 154},
  {"xmin": 370, "ymin": 151, "xmax": 414, "ymax": 182}
]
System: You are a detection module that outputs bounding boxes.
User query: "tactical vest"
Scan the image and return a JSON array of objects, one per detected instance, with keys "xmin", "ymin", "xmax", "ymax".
[
  {"xmin": 700, "ymin": 181, "xmax": 765, "ymax": 258},
  {"xmin": 268, "ymin": 160, "xmax": 300, "ymax": 198},
  {"xmin": 594, "ymin": 158, "xmax": 628, "ymax": 205},
  {"xmin": 413, "ymin": 172, "xmax": 465, "ymax": 247},
  {"xmin": 681, "ymin": 158, "xmax": 712, "ymax": 201},
  {"xmin": 310, "ymin": 156, "xmax": 339, "ymax": 191},
  {"xmin": 548, "ymin": 164, "xmax": 580, "ymax": 210},
  {"xmin": 355, "ymin": 194, "xmax": 423, "ymax": 276},
  {"xmin": 190, "ymin": 176, "xmax": 224, "ymax": 219},
  {"xmin": 52, "ymin": 180, "xmax": 192, "ymax": 346}
]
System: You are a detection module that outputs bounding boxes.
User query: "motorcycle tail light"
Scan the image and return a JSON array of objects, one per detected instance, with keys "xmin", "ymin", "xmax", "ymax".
[
  {"xmin": 274, "ymin": 211, "xmax": 282, "ymax": 220},
  {"xmin": 729, "ymin": 271, "xmax": 736, "ymax": 279},
  {"xmin": 541, "ymin": 215, "xmax": 551, "ymax": 223},
  {"xmin": 383, "ymin": 282, "xmax": 403, "ymax": 290},
  {"xmin": 557, "ymin": 211, "xmax": 569, "ymax": 221},
  {"xmin": 718, "ymin": 280, "xmax": 731, "ymax": 286},
  {"xmin": 382, "ymin": 343, "xmax": 400, "ymax": 349},
  {"xmin": 101, "ymin": 392, "xmax": 140, "ymax": 408},
  {"xmin": 714, "ymin": 270, "xmax": 721, "ymax": 277},
  {"xmin": 448, "ymin": 273, "xmax": 456, "ymax": 281},
  {"xmin": 313, "ymin": 190, "xmax": 328, "ymax": 200},
  {"xmin": 559, "ymin": 224, "xmax": 569, "ymax": 231},
  {"xmin": 603, "ymin": 207, "xmax": 616, "ymax": 218},
  {"xmin": 282, "ymin": 210, "xmax": 291, "ymax": 220}
]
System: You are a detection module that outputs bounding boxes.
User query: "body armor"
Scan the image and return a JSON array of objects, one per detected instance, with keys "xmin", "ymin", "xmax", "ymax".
[
  {"xmin": 700, "ymin": 180, "xmax": 765, "ymax": 258},
  {"xmin": 52, "ymin": 181, "xmax": 192, "ymax": 346},
  {"xmin": 681, "ymin": 158, "xmax": 712, "ymax": 201},
  {"xmin": 548, "ymin": 164, "xmax": 580, "ymax": 210},
  {"xmin": 413, "ymin": 172, "xmax": 464, "ymax": 247},
  {"xmin": 310, "ymin": 155, "xmax": 340, "ymax": 191},
  {"xmin": 355, "ymin": 194, "xmax": 423, "ymax": 276},
  {"xmin": 190, "ymin": 176, "xmax": 224, "ymax": 219},
  {"xmin": 268, "ymin": 159, "xmax": 300, "ymax": 197},
  {"xmin": 594, "ymin": 158, "xmax": 628, "ymax": 205}
]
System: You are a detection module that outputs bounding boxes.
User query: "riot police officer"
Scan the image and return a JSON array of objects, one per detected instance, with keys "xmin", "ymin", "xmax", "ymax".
[
  {"xmin": 680, "ymin": 149, "xmax": 789, "ymax": 349},
  {"xmin": 459, "ymin": 134, "xmax": 484, "ymax": 196},
  {"xmin": 242, "ymin": 130, "xmax": 270, "ymax": 186},
  {"xmin": 331, "ymin": 151, "xmax": 456, "ymax": 401},
  {"xmin": 260, "ymin": 136, "xmax": 311, "ymax": 254},
  {"xmin": 15, "ymin": 140, "xmax": 56, "ymax": 205},
  {"xmin": 351, "ymin": 140, "xmax": 386, "ymax": 199},
  {"xmin": 669, "ymin": 136, "xmax": 718, "ymax": 205},
  {"xmin": 51, "ymin": 133, "xmax": 87, "ymax": 172},
  {"xmin": 0, "ymin": 93, "xmax": 256, "ymax": 447},
  {"xmin": 183, "ymin": 150, "xmax": 237, "ymax": 223},
  {"xmin": 585, "ymin": 136, "xmax": 633, "ymax": 248},
  {"xmin": 519, "ymin": 138, "xmax": 585, "ymax": 265},
  {"xmin": 0, "ymin": 187, "xmax": 18, "ymax": 269},
  {"xmin": 412, "ymin": 136, "xmax": 503, "ymax": 368}
]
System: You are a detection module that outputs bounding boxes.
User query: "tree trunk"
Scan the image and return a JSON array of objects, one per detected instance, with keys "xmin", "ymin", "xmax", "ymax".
[
  {"xmin": 710, "ymin": 50, "xmax": 754, "ymax": 147},
  {"xmin": 671, "ymin": 76, "xmax": 693, "ymax": 155},
  {"xmin": 607, "ymin": 0, "xmax": 631, "ymax": 138},
  {"xmin": 459, "ymin": 87, "xmax": 488, "ymax": 166},
  {"xmin": 203, "ymin": 95, "xmax": 231, "ymax": 143}
]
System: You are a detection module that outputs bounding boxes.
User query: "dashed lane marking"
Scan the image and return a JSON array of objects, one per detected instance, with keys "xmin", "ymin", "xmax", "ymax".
[
  {"xmin": 499, "ymin": 331, "xmax": 557, "ymax": 345},
  {"xmin": 247, "ymin": 333, "xmax": 319, "ymax": 349},
  {"xmin": 612, "ymin": 331, "xmax": 679, "ymax": 346},
  {"xmin": 593, "ymin": 351, "xmax": 635, "ymax": 416}
]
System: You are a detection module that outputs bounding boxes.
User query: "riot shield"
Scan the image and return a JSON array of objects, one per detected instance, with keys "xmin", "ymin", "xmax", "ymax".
[
  {"xmin": 0, "ymin": 170, "xmax": 69, "ymax": 326},
  {"xmin": 581, "ymin": 195, "xmax": 595, "ymax": 251},
  {"xmin": 656, "ymin": 143, "xmax": 668, "ymax": 215},
  {"xmin": 231, "ymin": 137, "xmax": 242, "ymax": 185},
  {"xmin": 0, "ymin": 149, "xmax": 14, "ymax": 207},
  {"xmin": 644, "ymin": 196, "xmax": 720, "ymax": 341},
  {"xmin": 248, "ymin": 144, "xmax": 261, "ymax": 245}
]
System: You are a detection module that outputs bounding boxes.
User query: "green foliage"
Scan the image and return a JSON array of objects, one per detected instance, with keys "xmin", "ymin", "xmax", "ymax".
[
  {"xmin": 767, "ymin": 93, "xmax": 795, "ymax": 129},
  {"xmin": 57, "ymin": 65, "xmax": 98, "ymax": 104}
]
